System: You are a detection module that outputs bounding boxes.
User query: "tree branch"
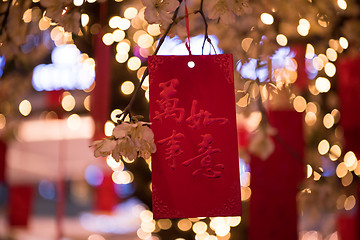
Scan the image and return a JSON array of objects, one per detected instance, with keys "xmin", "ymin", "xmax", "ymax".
[
  {"xmin": 119, "ymin": 0, "xmax": 184, "ymax": 121},
  {"xmin": 0, "ymin": 0, "xmax": 13, "ymax": 36}
]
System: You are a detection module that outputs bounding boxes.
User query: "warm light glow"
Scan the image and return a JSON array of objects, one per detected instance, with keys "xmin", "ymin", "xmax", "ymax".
[
  {"xmin": 323, "ymin": 113, "xmax": 335, "ymax": 129},
  {"xmin": 329, "ymin": 145, "xmax": 341, "ymax": 161},
  {"xmin": 241, "ymin": 38, "xmax": 253, "ymax": 52},
  {"xmin": 115, "ymin": 52, "xmax": 129, "ymax": 63},
  {"xmin": 344, "ymin": 195, "xmax": 356, "ymax": 211},
  {"xmin": 137, "ymin": 228, "xmax": 151, "ymax": 239},
  {"xmin": 240, "ymin": 172, "xmax": 250, "ymax": 187},
  {"xmin": 305, "ymin": 112, "xmax": 317, "ymax": 126},
  {"xmin": 336, "ymin": 162, "xmax": 348, "ymax": 178},
  {"xmin": 23, "ymin": 9, "xmax": 32, "ymax": 23},
  {"xmin": 39, "ymin": 17, "xmax": 51, "ymax": 31},
  {"xmin": 341, "ymin": 172, "xmax": 353, "ymax": 187},
  {"xmin": 313, "ymin": 171, "xmax": 321, "ymax": 181},
  {"xmin": 299, "ymin": 18, "xmax": 310, "ymax": 29},
  {"xmin": 67, "ymin": 114, "xmax": 81, "ymax": 130},
  {"xmin": 140, "ymin": 210, "xmax": 153, "ymax": 222},
  {"xmin": 260, "ymin": 13, "xmax": 274, "ymax": 25},
  {"xmin": 177, "ymin": 219, "xmax": 192, "ymax": 231},
  {"xmin": 123, "ymin": 157, "xmax": 135, "ymax": 163},
  {"xmin": 312, "ymin": 57, "xmax": 324, "ymax": 71},
  {"xmin": 306, "ymin": 102, "xmax": 318, "ymax": 114},
  {"xmin": 104, "ymin": 121, "xmax": 115, "ymax": 137},
  {"xmin": 138, "ymin": 34, "xmax": 154, "ymax": 48},
  {"xmin": 73, "ymin": 0, "xmax": 84, "ymax": 6},
  {"xmin": 113, "ymin": 29, "xmax": 125, "ymax": 42},
  {"xmin": 326, "ymin": 48, "xmax": 337, "ymax": 62},
  {"xmin": 225, "ymin": 216, "xmax": 241, "ymax": 227},
  {"xmin": 62, "ymin": 93, "xmax": 76, "ymax": 111},
  {"xmin": 88, "ymin": 234, "xmax": 106, "ymax": 240},
  {"xmin": 157, "ymin": 219, "xmax": 172, "ymax": 230},
  {"xmin": 118, "ymin": 18, "xmax": 131, "ymax": 30},
  {"xmin": 305, "ymin": 44, "xmax": 315, "ymax": 59},
  {"xmin": 112, "ymin": 170, "xmax": 133, "ymax": 184},
  {"xmin": 215, "ymin": 223, "xmax": 230, "ymax": 237},
  {"xmin": 293, "ymin": 96, "xmax": 307, "ymax": 112},
  {"xmin": 307, "ymin": 164, "xmax": 313, "ymax": 178},
  {"xmin": 318, "ymin": 139, "xmax": 330, "ymax": 155},
  {"xmin": 124, "ymin": 7, "xmax": 138, "ymax": 19},
  {"xmin": 0, "ymin": 114, "xmax": 6, "ymax": 129},
  {"xmin": 192, "ymin": 221, "xmax": 207, "ymax": 234},
  {"xmin": 315, "ymin": 77, "xmax": 331, "ymax": 93},
  {"xmin": 339, "ymin": 37, "xmax": 349, "ymax": 49},
  {"xmin": 121, "ymin": 81, "xmax": 135, "ymax": 95},
  {"xmin": 329, "ymin": 39, "xmax": 340, "ymax": 51},
  {"xmin": 297, "ymin": 24, "xmax": 309, "ymax": 36},
  {"xmin": 337, "ymin": 0, "xmax": 347, "ymax": 10},
  {"xmin": 276, "ymin": 34, "xmax": 288, "ymax": 46},
  {"xmin": 318, "ymin": 54, "xmax": 328, "ymax": 65},
  {"xmin": 81, "ymin": 14, "xmax": 89, "ymax": 27},
  {"xmin": 102, "ymin": 33, "xmax": 114, "ymax": 46},
  {"xmin": 241, "ymin": 186, "xmax": 251, "ymax": 201},
  {"xmin": 111, "ymin": 109, "xmax": 123, "ymax": 122},
  {"xmin": 116, "ymin": 41, "xmax": 131, "ymax": 53},
  {"xmin": 84, "ymin": 95, "xmax": 91, "ymax": 111},
  {"xmin": 354, "ymin": 161, "xmax": 360, "ymax": 176},
  {"xmin": 196, "ymin": 232, "xmax": 210, "ymax": 240},
  {"xmin": 141, "ymin": 219, "xmax": 156, "ymax": 233},
  {"xmin": 137, "ymin": 67, "xmax": 147, "ymax": 80},
  {"xmin": 109, "ymin": 16, "xmax": 121, "ymax": 28},
  {"xmin": 147, "ymin": 24, "xmax": 161, "ymax": 36},
  {"xmin": 106, "ymin": 155, "xmax": 124, "ymax": 170},
  {"xmin": 145, "ymin": 89, "xmax": 150, "ymax": 102},
  {"xmin": 19, "ymin": 100, "xmax": 32, "ymax": 116},
  {"xmin": 344, "ymin": 151, "xmax": 357, "ymax": 170},
  {"xmin": 324, "ymin": 62, "xmax": 336, "ymax": 77},
  {"xmin": 127, "ymin": 57, "xmax": 142, "ymax": 71}
]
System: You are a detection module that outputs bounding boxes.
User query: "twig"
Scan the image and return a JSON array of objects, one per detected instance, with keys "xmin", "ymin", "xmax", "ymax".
[
  {"xmin": 0, "ymin": 0, "xmax": 13, "ymax": 35},
  {"xmin": 195, "ymin": 0, "xmax": 215, "ymax": 54},
  {"xmin": 119, "ymin": 0, "xmax": 183, "ymax": 121}
]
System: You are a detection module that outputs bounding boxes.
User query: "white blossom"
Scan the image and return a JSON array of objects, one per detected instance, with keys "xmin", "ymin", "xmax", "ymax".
[
  {"xmin": 112, "ymin": 122, "xmax": 132, "ymax": 139},
  {"xmin": 92, "ymin": 139, "xmax": 117, "ymax": 158},
  {"xmin": 40, "ymin": 0, "xmax": 80, "ymax": 33},
  {"xmin": 114, "ymin": 136, "xmax": 138, "ymax": 162},
  {"xmin": 141, "ymin": 0, "xmax": 180, "ymax": 25},
  {"xmin": 92, "ymin": 121, "xmax": 156, "ymax": 162}
]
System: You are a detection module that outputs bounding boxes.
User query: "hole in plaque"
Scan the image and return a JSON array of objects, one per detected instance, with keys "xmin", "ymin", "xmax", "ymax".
[{"xmin": 187, "ymin": 61, "xmax": 195, "ymax": 68}]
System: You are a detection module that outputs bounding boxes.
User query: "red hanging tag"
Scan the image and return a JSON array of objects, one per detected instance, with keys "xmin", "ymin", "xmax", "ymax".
[{"xmin": 149, "ymin": 54, "xmax": 241, "ymax": 219}]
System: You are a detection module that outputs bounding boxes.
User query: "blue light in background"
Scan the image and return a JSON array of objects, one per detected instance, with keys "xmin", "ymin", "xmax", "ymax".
[
  {"xmin": 32, "ymin": 44, "xmax": 95, "ymax": 91},
  {"xmin": 38, "ymin": 180, "xmax": 56, "ymax": 200},
  {"xmin": 85, "ymin": 165, "xmax": 104, "ymax": 187},
  {"xmin": 321, "ymin": 157, "xmax": 336, "ymax": 177},
  {"xmin": 157, "ymin": 35, "xmax": 222, "ymax": 55},
  {"xmin": 0, "ymin": 56, "xmax": 5, "ymax": 78},
  {"xmin": 114, "ymin": 181, "xmax": 135, "ymax": 198},
  {"xmin": 237, "ymin": 47, "xmax": 298, "ymax": 82}
]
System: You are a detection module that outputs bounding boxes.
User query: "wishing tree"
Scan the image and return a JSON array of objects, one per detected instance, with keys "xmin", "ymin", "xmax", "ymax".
[{"xmin": 1, "ymin": 0, "xmax": 360, "ymax": 239}]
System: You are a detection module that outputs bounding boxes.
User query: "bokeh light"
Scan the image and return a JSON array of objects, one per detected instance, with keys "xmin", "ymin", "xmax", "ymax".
[
  {"xmin": 260, "ymin": 13, "xmax": 274, "ymax": 25},
  {"xmin": 19, "ymin": 99, "xmax": 32, "ymax": 116}
]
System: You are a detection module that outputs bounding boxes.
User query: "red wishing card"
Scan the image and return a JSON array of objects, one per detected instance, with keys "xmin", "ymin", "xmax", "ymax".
[{"xmin": 148, "ymin": 54, "xmax": 241, "ymax": 219}]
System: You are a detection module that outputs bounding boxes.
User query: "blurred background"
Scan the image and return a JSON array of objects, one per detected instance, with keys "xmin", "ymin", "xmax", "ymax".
[{"xmin": 0, "ymin": 0, "xmax": 360, "ymax": 239}]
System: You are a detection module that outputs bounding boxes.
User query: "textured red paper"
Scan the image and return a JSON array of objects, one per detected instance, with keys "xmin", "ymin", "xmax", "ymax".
[
  {"xmin": 249, "ymin": 110, "xmax": 304, "ymax": 240},
  {"xmin": 149, "ymin": 54, "xmax": 241, "ymax": 219}
]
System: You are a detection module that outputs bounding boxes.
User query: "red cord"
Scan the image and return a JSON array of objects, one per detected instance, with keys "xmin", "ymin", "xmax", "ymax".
[{"xmin": 184, "ymin": 0, "xmax": 191, "ymax": 55}]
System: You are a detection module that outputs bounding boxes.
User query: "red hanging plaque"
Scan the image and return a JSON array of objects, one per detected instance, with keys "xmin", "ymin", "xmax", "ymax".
[{"xmin": 149, "ymin": 54, "xmax": 241, "ymax": 219}]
